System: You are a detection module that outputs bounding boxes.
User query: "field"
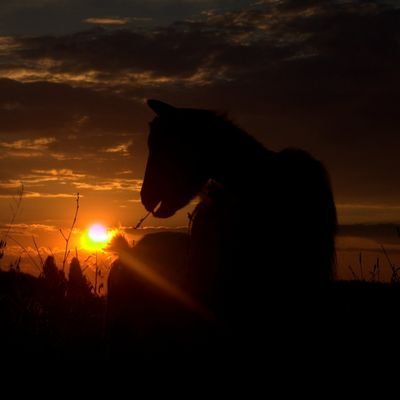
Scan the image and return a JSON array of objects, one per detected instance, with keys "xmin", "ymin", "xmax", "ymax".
[{"xmin": 2, "ymin": 244, "xmax": 400, "ymax": 360}]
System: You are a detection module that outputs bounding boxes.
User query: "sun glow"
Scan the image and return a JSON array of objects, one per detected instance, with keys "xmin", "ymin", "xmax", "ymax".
[{"xmin": 81, "ymin": 223, "xmax": 116, "ymax": 251}]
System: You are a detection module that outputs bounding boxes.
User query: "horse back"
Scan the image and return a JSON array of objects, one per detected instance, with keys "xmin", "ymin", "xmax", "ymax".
[{"xmin": 270, "ymin": 148, "xmax": 337, "ymax": 282}]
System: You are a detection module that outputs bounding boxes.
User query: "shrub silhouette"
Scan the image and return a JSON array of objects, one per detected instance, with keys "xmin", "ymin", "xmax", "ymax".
[
  {"xmin": 67, "ymin": 257, "xmax": 92, "ymax": 303},
  {"xmin": 41, "ymin": 256, "xmax": 67, "ymax": 298}
]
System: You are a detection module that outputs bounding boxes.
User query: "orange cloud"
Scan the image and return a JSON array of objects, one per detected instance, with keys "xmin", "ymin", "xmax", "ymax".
[
  {"xmin": 104, "ymin": 141, "xmax": 132, "ymax": 155},
  {"xmin": 73, "ymin": 178, "xmax": 142, "ymax": 192},
  {"xmin": 0, "ymin": 137, "xmax": 56, "ymax": 150},
  {"xmin": 83, "ymin": 17, "xmax": 131, "ymax": 25},
  {"xmin": 0, "ymin": 191, "xmax": 80, "ymax": 199},
  {"xmin": 0, "ymin": 169, "xmax": 86, "ymax": 189}
]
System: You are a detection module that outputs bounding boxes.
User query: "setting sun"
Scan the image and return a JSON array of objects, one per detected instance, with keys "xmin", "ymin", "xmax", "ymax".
[
  {"xmin": 88, "ymin": 224, "xmax": 108, "ymax": 242},
  {"xmin": 81, "ymin": 223, "xmax": 115, "ymax": 251}
]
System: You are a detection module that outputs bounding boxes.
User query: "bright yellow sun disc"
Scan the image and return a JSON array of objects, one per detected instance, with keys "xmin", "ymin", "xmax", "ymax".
[
  {"xmin": 88, "ymin": 224, "xmax": 108, "ymax": 242},
  {"xmin": 81, "ymin": 223, "xmax": 116, "ymax": 251}
]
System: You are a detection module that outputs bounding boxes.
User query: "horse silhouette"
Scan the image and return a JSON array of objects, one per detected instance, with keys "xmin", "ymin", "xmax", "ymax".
[
  {"xmin": 141, "ymin": 99, "xmax": 337, "ymax": 319},
  {"xmin": 106, "ymin": 99, "xmax": 337, "ymax": 358}
]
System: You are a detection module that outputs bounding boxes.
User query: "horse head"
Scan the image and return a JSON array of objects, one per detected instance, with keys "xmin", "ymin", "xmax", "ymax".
[{"xmin": 141, "ymin": 99, "xmax": 212, "ymax": 218}]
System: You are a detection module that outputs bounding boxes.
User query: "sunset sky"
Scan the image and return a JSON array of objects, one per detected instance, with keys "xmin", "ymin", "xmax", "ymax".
[{"xmin": 0, "ymin": 0, "xmax": 400, "ymax": 275}]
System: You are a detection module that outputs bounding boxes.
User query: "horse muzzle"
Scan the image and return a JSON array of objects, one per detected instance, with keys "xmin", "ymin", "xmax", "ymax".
[
  {"xmin": 152, "ymin": 200, "xmax": 177, "ymax": 218},
  {"xmin": 141, "ymin": 190, "xmax": 177, "ymax": 218},
  {"xmin": 140, "ymin": 184, "xmax": 160, "ymax": 212}
]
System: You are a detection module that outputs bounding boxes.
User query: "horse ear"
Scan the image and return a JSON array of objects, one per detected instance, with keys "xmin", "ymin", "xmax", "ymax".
[{"xmin": 147, "ymin": 99, "xmax": 176, "ymax": 116}]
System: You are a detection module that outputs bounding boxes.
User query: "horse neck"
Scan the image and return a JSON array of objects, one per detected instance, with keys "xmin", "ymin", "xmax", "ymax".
[{"xmin": 207, "ymin": 121, "xmax": 274, "ymax": 190}]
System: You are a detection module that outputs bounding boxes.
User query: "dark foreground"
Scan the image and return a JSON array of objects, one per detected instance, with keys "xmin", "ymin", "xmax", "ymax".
[{"xmin": 1, "ymin": 269, "xmax": 400, "ymax": 361}]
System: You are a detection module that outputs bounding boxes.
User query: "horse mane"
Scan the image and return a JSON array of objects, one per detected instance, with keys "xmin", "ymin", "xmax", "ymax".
[
  {"xmin": 186, "ymin": 109, "xmax": 274, "ymax": 191},
  {"xmin": 203, "ymin": 110, "xmax": 268, "ymax": 154}
]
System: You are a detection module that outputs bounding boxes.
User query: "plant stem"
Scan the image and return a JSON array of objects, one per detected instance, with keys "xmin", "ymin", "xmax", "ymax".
[
  {"xmin": 61, "ymin": 193, "xmax": 80, "ymax": 272},
  {"xmin": 94, "ymin": 250, "xmax": 98, "ymax": 295}
]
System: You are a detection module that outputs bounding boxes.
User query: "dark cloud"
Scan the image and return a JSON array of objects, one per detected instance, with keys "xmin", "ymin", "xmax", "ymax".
[
  {"xmin": 13, "ymin": 27, "xmax": 224, "ymax": 80},
  {"xmin": 339, "ymin": 223, "xmax": 400, "ymax": 243},
  {"xmin": 6, "ymin": 1, "xmax": 399, "ymax": 116},
  {"xmin": 0, "ymin": 0, "xmax": 254, "ymax": 35},
  {"xmin": 0, "ymin": 78, "xmax": 150, "ymax": 133}
]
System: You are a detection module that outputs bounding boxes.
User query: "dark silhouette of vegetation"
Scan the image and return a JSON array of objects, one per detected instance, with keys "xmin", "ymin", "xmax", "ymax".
[
  {"xmin": 0, "ymin": 190, "xmax": 104, "ymax": 360},
  {"xmin": 59, "ymin": 193, "xmax": 80, "ymax": 271},
  {"xmin": 0, "ymin": 255, "xmax": 104, "ymax": 360},
  {"xmin": 0, "ymin": 185, "xmax": 26, "ymax": 269},
  {"xmin": 0, "ymin": 240, "xmax": 5, "ymax": 261},
  {"xmin": 67, "ymin": 257, "xmax": 92, "ymax": 301}
]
